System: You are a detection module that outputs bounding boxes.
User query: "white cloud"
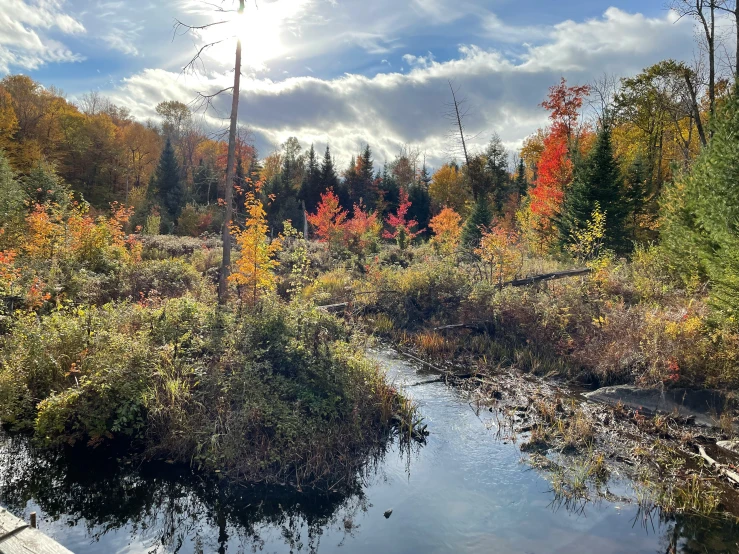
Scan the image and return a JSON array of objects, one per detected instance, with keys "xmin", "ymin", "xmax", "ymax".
[
  {"xmin": 0, "ymin": 0, "xmax": 85, "ymax": 74},
  {"xmin": 103, "ymin": 7, "xmax": 698, "ymax": 170}
]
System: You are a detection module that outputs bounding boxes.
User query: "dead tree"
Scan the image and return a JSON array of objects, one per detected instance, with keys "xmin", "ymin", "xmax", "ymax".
[{"xmin": 174, "ymin": 0, "xmax": 246, "ymax": 304}]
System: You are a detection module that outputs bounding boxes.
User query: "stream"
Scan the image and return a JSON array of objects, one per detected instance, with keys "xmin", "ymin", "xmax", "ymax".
[{"xmin": 1, "ymin": 347, "xmax": 738, "ymax": 553}]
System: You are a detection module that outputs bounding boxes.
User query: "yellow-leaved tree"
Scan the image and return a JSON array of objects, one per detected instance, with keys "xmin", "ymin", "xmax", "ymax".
[{"xmin": 229, "ymin": 183, "xmax": 282, "ymax": 304}]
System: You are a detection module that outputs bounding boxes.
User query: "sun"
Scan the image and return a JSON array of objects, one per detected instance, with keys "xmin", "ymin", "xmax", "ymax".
[{"xmin": 200, "ymin": 0, "xmax": 306, "ymax": 72}]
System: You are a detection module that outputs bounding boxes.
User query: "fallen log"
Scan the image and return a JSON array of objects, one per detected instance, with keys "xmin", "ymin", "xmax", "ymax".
[
  {"xmin": 502, "ymin": 268, "xmax": 591, "ymax": 288},
  {"xmin": 433, "ymin": 322, "xmax": 492, "ymax": 332},
  {"xmin": 697, "ymin": 445, "xmax": 739, "ymax": 487},
  {"xmin": 317, "ymin": 302, "xmax": 349, "ymax": 311}
]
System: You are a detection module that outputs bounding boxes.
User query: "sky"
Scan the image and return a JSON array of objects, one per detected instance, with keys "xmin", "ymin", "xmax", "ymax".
[{"xmin": 0, "ymin": 0, "xmax": 711, "ymax": 168}]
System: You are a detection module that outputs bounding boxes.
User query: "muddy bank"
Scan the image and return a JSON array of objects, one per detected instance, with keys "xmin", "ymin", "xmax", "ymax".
[{"xmin": 390, "ymin": 345, "xmax": 739, "ymax": 520}]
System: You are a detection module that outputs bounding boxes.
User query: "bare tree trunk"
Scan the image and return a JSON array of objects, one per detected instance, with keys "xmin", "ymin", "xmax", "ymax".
[
  {"xmin": 218, "ymin": 1, "xmax": 245, "ymax": 305},
  {"xmin": 684, "ymin": 68, "xmax": 708, "ymax": 146},
  {"xmin": 448, "ymin": 81, "xmax": 470, "ymax": 167}
]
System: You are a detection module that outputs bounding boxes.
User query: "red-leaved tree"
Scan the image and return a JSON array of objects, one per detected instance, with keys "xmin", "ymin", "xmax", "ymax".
[{"xmin": 383, "ymin": 189, "xmax": 421, "ymax": 250}]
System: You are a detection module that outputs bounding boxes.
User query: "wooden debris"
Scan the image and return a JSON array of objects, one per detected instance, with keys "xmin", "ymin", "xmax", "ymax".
[{"xmin": 698, "ymin": 445, "xmax": 739, "ymax": 487}]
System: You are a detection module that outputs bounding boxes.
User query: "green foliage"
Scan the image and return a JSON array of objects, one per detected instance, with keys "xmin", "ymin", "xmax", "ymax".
[
  {"xmin": 0, "ymin": 150, "xmax": 24, "ymax": 245},
  {"xmin": 661, "ymin": 89, "xmax": 739, "ymax": 323},
  {"xmin": 153, "ymin": 138, "xmax": 183, "ymax": 230},
  {"xmin": 0, "ymin": 297, "xmax": 402, "ymax": 485},
  {"xmin": 557, "ymin": 124, "xmax": 627, "ymax": 252},
  {"xmin": 462, "ymin": 195, "xmax": 493, "ymax": 247}
]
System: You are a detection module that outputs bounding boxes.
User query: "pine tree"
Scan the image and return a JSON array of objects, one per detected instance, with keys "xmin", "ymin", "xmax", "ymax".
[
  {"xmin": 154, "ymin": 138, "xmax": 183, "ymax": 231},
  {"xmin": 557, "ymin": 124, "xmax": 626, "ymax": 252},
  {"xmin": 661, "ymin": 88, "xmax": 739, "ymax": 322},
  {"xmin": 462, "ymin": 195, "xmax": 493, "ymax": 247},
  {"xmin": 515, "ymin": 157, "xmax": 528, "ymax": 197},
  {"xmin": 623, "ymin": 155, "xmax": 647, "ymax": 242},
  {"xmin": 299, "ymin": 144, "xmax": 323, "ymax": 213},
  {"xmin": 408, "ymin": 183, "xmax": 431, "ymax": 235}
]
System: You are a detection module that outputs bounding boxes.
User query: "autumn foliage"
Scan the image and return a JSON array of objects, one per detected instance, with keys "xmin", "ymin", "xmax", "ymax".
[
  {"xmin": 229, "ymin": 183, "xmax": 282, "ymax": 303},
  {"xmin": 429, "ymin": 207, "xmax": 462, "ymax": 254},
  {"xmin": 307, "ymin": 189, "xmax": 348, "ymax": 251},
  {"xmin": 383, "ymin": 189, "xmax": 421, "ymax": 250}
]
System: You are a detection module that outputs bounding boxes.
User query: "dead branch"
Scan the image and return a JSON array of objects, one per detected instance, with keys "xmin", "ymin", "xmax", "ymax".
[{"xmin": 698, "ymin": 445, "xmax": 739, "ymax": 487}]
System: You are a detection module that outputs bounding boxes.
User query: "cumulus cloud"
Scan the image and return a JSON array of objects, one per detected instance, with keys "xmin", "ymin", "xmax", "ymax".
[
  {"xmin": 102, "ymin": 7, "xmax": 698, "ymax": 169},
  {"xmin": 0, "ymin": 0, "xmax": 85, "ymax": 73}
]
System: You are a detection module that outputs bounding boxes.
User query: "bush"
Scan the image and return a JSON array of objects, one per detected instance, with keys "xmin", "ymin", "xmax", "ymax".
[{"xmin": 0, "ymin": 297, "xmax": 402, "ymax": 486}]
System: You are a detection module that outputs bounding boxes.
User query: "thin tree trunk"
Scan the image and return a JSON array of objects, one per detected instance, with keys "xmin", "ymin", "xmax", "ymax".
[
  {"xmin": 448, "ymin": 81, "xmax": 470, "ymax": 167},
  {"xmin": 684, "ymin": 69, "xmax": 708, "ymax": 146},
  {"xmin": 218, "ymin": 2, "xmax": 244, "ymax": 305}
]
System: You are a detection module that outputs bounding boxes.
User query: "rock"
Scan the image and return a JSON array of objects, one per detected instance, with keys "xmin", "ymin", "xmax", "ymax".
[
  {"xmin": 383, "ymin": 509, "xmax": 393, "ymax": 519},
  {"xmin": 584, "ymin": 385, "xmax": 737, "ymax": 430},
  {"xmin": 717, "ymin": 440, "xmax": 739, "ymax": 454}
]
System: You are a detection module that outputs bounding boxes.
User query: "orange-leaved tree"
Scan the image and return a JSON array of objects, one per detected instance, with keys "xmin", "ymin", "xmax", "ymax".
[
  {"xmin": 229, "ymin": 182, "xmax": 282, "ymax": 304},
  {"xmin": 383, "ymin": 188, "xmax": 421, "ymax": 250},
  {"xmin": 307, "ymin": 188, "xmax": 348, "ymax": 253},
  {"xmin": 429, "ymin": 207, "xmax": 462, "ymax": 255}
]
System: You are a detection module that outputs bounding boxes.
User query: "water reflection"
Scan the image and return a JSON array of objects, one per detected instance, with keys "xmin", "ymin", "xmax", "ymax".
[
  {"xmin": 0, "ymin": 432, "xmax": 411, "ymax": 554},
  {"xmin": 0, "ymin": 348, "xmax": 738, "ymax": 553}
]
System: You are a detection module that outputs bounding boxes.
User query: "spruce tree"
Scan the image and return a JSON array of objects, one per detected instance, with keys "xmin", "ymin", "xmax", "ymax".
[
  {"xmin": 299, "ymin": 144, "xmax": 323, "ymax": 213},
  {"xmin": 515, "ymin": 158, "xmax": 528, "ymax": 197},
  {"xmin": 661, "ymin": 88, "xmax": 739, "ymax": 322},
  {"xmin": 462, "ymin": 195, "xmax": 493, "ymax": 247},
  {"xmin": 154, "ymin": 138, "xmax": 183, "ymax": 230},
  {"xmin": 557, "ymin": 124, "xmax": 626, "ymax": 252},
  {"xmin": 408, "ymin": 183, "xmax": 431, "ymax": 235}
]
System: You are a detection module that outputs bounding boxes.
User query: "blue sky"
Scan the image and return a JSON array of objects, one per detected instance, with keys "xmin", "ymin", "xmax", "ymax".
[{"xmin": 0, "ymin": 0, "xmax": 711, "ymax": 166}]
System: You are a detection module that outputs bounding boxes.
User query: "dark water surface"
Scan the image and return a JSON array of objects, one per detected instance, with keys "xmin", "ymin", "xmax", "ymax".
[{"xmin": 1, "ymin": 348, "xmax": 738, "ymax": 553}]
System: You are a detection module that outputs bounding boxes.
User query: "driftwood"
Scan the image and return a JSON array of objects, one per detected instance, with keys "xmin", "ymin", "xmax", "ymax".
[
  {"xmin": 502, "ymin": 268, "xmax": 591, "ymax": 288},
  {"xmin": 698, "ymin": 445, "xmax": 739, "ymax": 487},
  {"xmin": 434, "ymin": 322, "xmax": 492, "ymax": 332},
  {"xmin": 317, "ymin": 302, "xmax": 349, "ymax": 312}
]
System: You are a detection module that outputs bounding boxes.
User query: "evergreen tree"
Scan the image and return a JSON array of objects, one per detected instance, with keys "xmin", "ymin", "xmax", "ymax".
[
  {"xmin": 154, "ymin": 138, "xmax": 183, "ymax": 231},
  {"xmin": 462, "ymin": 195, "xmax": 493, "ymax": 247},
  {"xmin": 661, "ymin": 89, "xmax": 739, "ymax": 322},
  {"xmin": 408, "ymin": 183, "xmax": 431, "ymax": 235},
  {"xmin": 515, "ymin": 157, "xmax": 528, "ymax": 197},
  {"xmin": 347, "ymin": 145, "xmax": 379, "ymax": 209},
  {"xmin": 557, "ymin": 124, "xmax": 627, "ymax": 252},
  {"xmin": 623, "ymin": 155, "xmax": 647, "ymax": 242},
  {"xmin": 320, "ymin": 144, "xmax": 339, "ymax": 191},
  {"xmin": 22, "ymin": 161, "xmax": 70, "ymax": 208},
  {"xmin": 0, "ymin": 150, "xmax": 25, "ymax": 243},
  {"xmin": 379, "ymin": 162, "xmax": 400, "ymax": 218},
  {"xmin": 419, "ymin": 162, "xmax": 432, "ymax": 190},
  {"xmin": 484, "ymin": 134, "xmax": 511, "ymax": 213},
  {"xmin": 299, "ymin": 144, "xmax": 323, "ymax": 213}
]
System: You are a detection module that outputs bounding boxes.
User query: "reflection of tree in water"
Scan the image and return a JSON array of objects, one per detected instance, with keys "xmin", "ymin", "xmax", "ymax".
[
  {"xmin": 646, "ymin": 508, "xmax": 739, "ymax": 554},
  {"xmin": 0, "ymin": 433, "xmax": 403, "ymax": 554},
  {"xmin": 544, "ymin": 477, "xmax": 739, "ymax": 554}
]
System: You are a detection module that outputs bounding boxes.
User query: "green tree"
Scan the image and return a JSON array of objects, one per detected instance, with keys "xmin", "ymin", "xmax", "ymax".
[
  {"xmin": 0, "ymin": 150, "xmax": 25, "ymax": 246},
  {"xmin": 153, "ymin": 138, "xmax": 183, "ymax": 231},
  {"xmin": 515, "ymin": 157, "xmax": 528, "ymax": 197},
  {"xmin": 661, "ymin": 89, "xmax": 739, "ymax": 322},
  {"xmin": 462, "ymin": 195, "xmax": 493, "ymax": 247},
  {"xmin": 557, "ymin": 124, "xmax": 627, "ymax": 252},
  {"xmin": 299, "ymin": 144, "xmax": 323, "ymax": 213}
]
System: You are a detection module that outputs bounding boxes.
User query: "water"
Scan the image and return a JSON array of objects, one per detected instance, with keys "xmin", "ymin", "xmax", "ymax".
[{"xmin": 1, "ymin": 347, "xmax": 738, "ymax": 553}]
